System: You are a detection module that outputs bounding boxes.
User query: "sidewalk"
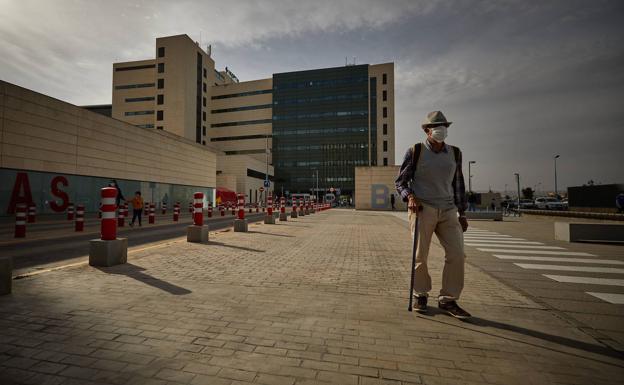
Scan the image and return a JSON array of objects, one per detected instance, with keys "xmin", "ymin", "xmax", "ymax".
[{"xmin": 1, "ymin": 210, "xmax": 622, "ymax": 384}]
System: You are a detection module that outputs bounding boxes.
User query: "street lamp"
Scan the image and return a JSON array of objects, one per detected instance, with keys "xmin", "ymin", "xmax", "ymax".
[
  {"xmin": 514, "ymin": 173, "xmax": 521, "ymax": 215},
  {"xmin": 554, "ymin": 155, "xmax": 560, "ymax": 197},
  {"xmin": 468, "ymin": 161, "xmax": 476, "ymax": 193}
]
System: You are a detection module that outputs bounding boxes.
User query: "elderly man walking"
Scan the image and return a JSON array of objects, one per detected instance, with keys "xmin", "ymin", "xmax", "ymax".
[{"xmin": 395, "ymin": 111, "xmax": 471, "ymax": 318}]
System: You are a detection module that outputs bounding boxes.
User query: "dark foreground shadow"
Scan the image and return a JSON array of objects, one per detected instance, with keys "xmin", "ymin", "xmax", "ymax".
[
  {"xmin": 418, "ymin": 309, "xmax": 624, "ymax": 362},
  {"xmin": 207, "ymin": 241, "xmax": 265, "ymax": 253},
  {"xmin": 97, "ymin": 263, "xmax": 191, "ymax": 295},
  {"xmin": 247, "ymin": 231, "xmax": 294, "ymax": 238}
]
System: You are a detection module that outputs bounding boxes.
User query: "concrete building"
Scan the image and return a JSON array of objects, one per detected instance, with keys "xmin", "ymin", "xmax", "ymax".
[
  {"xmin": 111, "ymin": 34, "xmax": 394, "ymax": 200},
  {"xmin": 0, "ymin": 80, "xmax": 217, "ymax": 217}
]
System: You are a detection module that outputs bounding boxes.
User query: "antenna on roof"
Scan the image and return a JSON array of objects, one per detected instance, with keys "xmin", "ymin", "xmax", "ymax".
[
  {"xmin": 345, "ymin": 57, "xmax": 348, "ymax": 66},
  {"xmin": 207, "ymin": 44, "xmax": 212, "ymax": 57}
]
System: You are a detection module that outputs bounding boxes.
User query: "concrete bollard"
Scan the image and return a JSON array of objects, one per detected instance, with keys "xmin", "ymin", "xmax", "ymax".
[
  {"xmin": 75, "ymin": 204, "xmax": 85, "ymax": 232},
  {"xmin": 67, "ymin": 203, "xmax": 75, "ymax": 220},
  {"xmin": 149, "ymin": 203, "xmax": 155, "ymax": 224},
  {"xmin": 15, "ymin": 203, "xmax": 26, "ymax": 238},
  {"xmin": 234, "ymin": 193, "xmax": 248, "ymax": 232},
  {"xmin": 161, "ymin": 201, "xmax": 167, "ymax": 215},
  {"xmin": 173, "ymin": 202, "xmax": 180, "ymax": 222},
  {"xmin": 89, "ymin": 187, "xmax": 127, "ymax": 267},
  {"xmin": 187, "ymin": 192, "xmax": 209, "ymax": 243},
  {"xmin": 279, "ymin": 197, "xmax": 288, "ymax": 221},
  {"xmin": 208, "ymin": 202, "xmax": 213, "ymax": 218},
  {"xmin": 299, "ymin": 198, "xmax": 306, "ymax": 216},
  {"xmin": 290, "ymin": 200, "xmax": 298, "ymax": 218},
  {"xmin": 27, "ymin": 203, "xmax": 36, "ymax": 223},
  {"xmin": 265, "ymin": 194, "xmax": 276, "ymax": 224},
  {"xmin": 304, "ymin": 199, "xmax": 310, "ymax": 215},
  {"xmin": 0, "ymin": 256, "xmax": 12, "ymax": 295}
]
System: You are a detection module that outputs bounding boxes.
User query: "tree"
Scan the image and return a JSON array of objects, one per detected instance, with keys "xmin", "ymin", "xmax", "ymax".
[{"xmin": 522, "ymin": 187, "xmax": 534, "ymax": 200}]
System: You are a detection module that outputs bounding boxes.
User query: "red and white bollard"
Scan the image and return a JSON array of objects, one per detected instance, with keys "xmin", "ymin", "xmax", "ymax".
[
  {"xmin": 162, "ymin": 201, "xmax": 167, "ymax": 215},
  {"xmin": 189, "ymin": 201, "xmax": 193, "ymax": 214},
  {"xmin": 256, "ymin": 203, "xmax": 259, "ymax": 213},
  {"xmin": 234, "ymin": 193, "xmax": 248, "ymax": 232},
  {"xmin": 100, "ymin": 188, "xmax": 117, "ymax": 241},
  {"xmin": 299, "ymin": 198, "xmax": 305, "ymax": 216},
  {"xmin": 231, "ymin": 202, "xmax": 236, "ymax": 216},
  {"xmin": 75, "ymin": 204, "xmax": 85, "ymax": 232},
  {"xmin": 27, "ymin": 203, "xmax": 36, "ymax": 223},
  {"xmin": 149, "ymin": 203, "xmax": 155, "ymax": 224},
  {"xmin": 118, "ymin": 205, "xmax": 125, "ymax": 227},
  {"xmin": 187, "ymin": 192, "xmax": 209, "ymax": 243},
  {"xmin": 15, "ymin": 203, "xmax": 26, "ymax": 238},
  {"xmin": 291, "ymin": 198, "xmax": 298, "ymax": 218},
  {"xmin": 173, "ymin": 202, "xmax": 180, "ymax": 222},
  {"xmin": 89, "ymin": 187, "xmax": 127, "ymax": 267},
  {"xmin": 265, "ymin": 193, "xmax": 276, "ymax": 224},
  {"xmin": 220, "ymin": 204, "xmax": 225, "ymax": 216},
  {"xmin": 208, "ymin": 202, "xmax": 213, "ymax": 218},
  {"xmin": 98, "ymin": 203, "xmax": 102, "ymax": 218},
  {"xmin": 67, "ymin": 203, "xmax": 75, "ymax": 220}
]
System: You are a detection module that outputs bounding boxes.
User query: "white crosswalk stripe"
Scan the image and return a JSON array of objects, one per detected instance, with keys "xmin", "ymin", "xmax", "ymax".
[
  {"xmin": 493, "ymin": 255, "xmax": 624, "ymax": 265},
  {"xmin": 468, "ymin": 228, "xmax": 623, "ymax": 304},
  {"xmin": 514, "ymin": 263, "xmax": 624, "ymax": 274}
]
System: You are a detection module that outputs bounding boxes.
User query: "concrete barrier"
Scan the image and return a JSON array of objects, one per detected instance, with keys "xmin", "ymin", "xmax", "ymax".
[
  {"xmin": 555, "ymin": 222, "xmax": 624, "ymax": 243},
  {"xmin": 465, "ymin": 211, "xmax": 503, "ymax": 221},
  {"xmin": 0, "ymin": 257, "xmax": 12, "ymax": 295}
]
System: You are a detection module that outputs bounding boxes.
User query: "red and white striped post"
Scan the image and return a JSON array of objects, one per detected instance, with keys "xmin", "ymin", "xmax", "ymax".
[
  {"xmin": 98, "ymin": 203, "xmax": 102, "ymax": 218},
  {"xmin": 27, "ymin": 203, "xmax": 36, "ymax": 223},
  {"xmin": 279, "ymin": 196, "xmax": 287, "ymax": 221},
  {"xmin": 189, "ymin": 201, "xmax": 193, "ymax": 214},
  {"xmin": 220, "ymin": 204, "xmax": 225, "ymax": 216},
  {"xmin": 100, "ymin": 187, "xmax": 117, "ymax": 241},
  {"xmin": 15, "ymin": 203, "xmax": 26, "ymax": 238},
  {"xmin": 248, "ymin": 203, "xmax": 252, "ymax": 213},
  {"xmin": 161, "ymin": 201, "xmax": 167, "ymax": 215},
  {"xmin": 118, "ymin": 204, "xmax": 125, "ymax": 227},
  {"xmin": 208, "ymin": 202, "xmax": 213, "ymax": 218},
  {"xmin": 173, "ymin": 202, "xmax": 180, "ymax": 221},
  {"xmin": 193, "ymin": 192, "xmax": 204, "ymax": 226},
  {"xmin": 299, "ymin": 198, "xmax": 305, "ymax": 216},
  {"xmin": 237, "ymin": 193, "xmax": 245, "ymax": 220},
  {"xmin": 123, "ymin": 203, "xmax": 129, "ymax": 219},
  {"xmin": 267, "ymin": 194, "xmax": 273, "ymax": 216},
  {"xmin": 75, "ymin": 204, "xmax": 85, "ymax": 232},
  {"xmin": 67, "ymin": 203, "xmax": 75, "ymax": 220},
  {"xmin": 149, "ymin": 203, "xmax": 155, "ymax": 224}
]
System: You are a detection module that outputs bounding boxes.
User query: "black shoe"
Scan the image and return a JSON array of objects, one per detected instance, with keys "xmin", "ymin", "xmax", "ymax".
[
  {"xmin": 415, "ymin": 296, "xmax": 428, "ymax": 313},
  {"xmin": 438, "ymin": 301, "xmax": 471, "ymax": 319}
]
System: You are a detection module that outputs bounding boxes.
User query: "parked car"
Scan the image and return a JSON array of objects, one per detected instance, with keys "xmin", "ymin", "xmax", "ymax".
[
  {"xmin": 534, "ymin": 197, "xmax": 566, "ymax": 210},
  {"xmin": 519, "ymin": 199, "xmax": 535, "ymax": 209}
]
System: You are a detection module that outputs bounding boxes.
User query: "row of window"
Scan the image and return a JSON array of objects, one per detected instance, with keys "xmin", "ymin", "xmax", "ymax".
[
  {"xmin": 115, "ymin": 64, "xmax": 155, "ymax": 72},
  {"xmin": 210, "ymin": 134, "xmax": 271, "ymax": 142},
  {"xmin": 276, "ymin": 143, "xmax": 368, "ymax": 151},
  {"xmin": 135, "ymin": 124, "xmax": 154, "ymax": 128},
  {"xmin": 273, "ymin": 93, "xmax": 368, "ymax": 106},
  {"xmin": 125, "ymin": 96, "xmax": 155, "ymax": 103},
  {"xmin": 224, "ymin": 149, "xmax": 267, "ymax": 155},
  {"xmin": 273, "ymin": 110, "xmax": 368, "ymax": 121},
  {"xmin": 277, "ymin": 160, "xmax": 369, "ymax": 167},
  {"xmin": 210, "ymin": 119, "xmax": 272, "ymax": 128},
  {"xmin": 125, "ymin": 110, "xmax": 154, "ymax": 116},
  {"xmin": 274, "ymin": 127, "xmax": 367, "ymax": 136},
  {"xmin": 211, "ymin": 104, "xmax": 272, "ymax": 114},
  {"xmin": 274, "ymin": 76, "xmax": 368, "ymax": 90},
  {"xmin": 115, "ymin": 83, "xmax": 154, "ymax": 90},
  {"xmin": 211, "ymin": 89, "xmax": 272, "ymax": 100}
]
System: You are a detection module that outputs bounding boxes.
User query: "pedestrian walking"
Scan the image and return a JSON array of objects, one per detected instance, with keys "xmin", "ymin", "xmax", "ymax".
[
  {"xmin": 395, "ymin": 110, "xmax": 471, "ymax": 319},
  {"xmin": 490, "ymin": 198, "xmax": 496, "ymax": 211},
  {"xmin": 109, "ymin": 180, "xmax": 125, "ymax": 207},
  {"xmin": 467, "ymin": 192, "xmax": 477, "ymax": 211},
  {"xmin": 129, "ymin": 191, "xmax": 144, "ymax": 227},
  {"xmin": 390, "ymin": 194, "xmax": 396, "ymax": 211},
  {"xmin": 616, "ymin": 192, "xmax": 624, "ymax": 213}
]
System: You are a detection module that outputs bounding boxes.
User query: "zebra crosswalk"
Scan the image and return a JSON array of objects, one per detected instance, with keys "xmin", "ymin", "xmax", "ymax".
[{"xmin": 464, "ymin": 228, "xmax": 624, "ymax": 304}]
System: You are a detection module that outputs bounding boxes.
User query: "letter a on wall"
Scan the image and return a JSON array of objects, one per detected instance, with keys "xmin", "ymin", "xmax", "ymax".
[{"xmin": 7, "ymin": 172, "xmax": 34, "ymax": 214}]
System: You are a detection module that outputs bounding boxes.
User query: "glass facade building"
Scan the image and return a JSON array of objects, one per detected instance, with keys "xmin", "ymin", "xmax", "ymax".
[{"xmin": 272, "ymin": 65, "xmax": 374, "ymax": 196}]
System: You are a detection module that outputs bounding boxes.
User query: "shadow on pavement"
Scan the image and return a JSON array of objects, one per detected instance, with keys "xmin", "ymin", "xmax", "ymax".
[
  {"xmin": 96, "ymin": 263, "xmax": 191, "ymax": 295},
  {"xmin": 247, "ymin": 231, "xmax": 294, "ymax": 238},
  {"xmin": 207, "ymin": 241, "xmax": 265, "ymax": 253}
]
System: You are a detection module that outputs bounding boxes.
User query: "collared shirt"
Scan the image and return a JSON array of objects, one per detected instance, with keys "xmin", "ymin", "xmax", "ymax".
[{"xmin": 395, "ymin": 140, "xmax": 467, "ymax": 214}]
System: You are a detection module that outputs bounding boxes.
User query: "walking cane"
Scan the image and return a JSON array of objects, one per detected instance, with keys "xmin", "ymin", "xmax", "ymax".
[{"xmin": 408, "ymin": 205, "xmax": 422, "ymax": 312}]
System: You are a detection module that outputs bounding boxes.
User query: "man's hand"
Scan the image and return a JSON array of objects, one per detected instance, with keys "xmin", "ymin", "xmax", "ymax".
[
  {"xmin": 459, "ymin": 216, "xmax": 468, "ymax": 232},
  {"xmin": 408, "ymin": 195, "xmax": 421, "ymax": 213}
]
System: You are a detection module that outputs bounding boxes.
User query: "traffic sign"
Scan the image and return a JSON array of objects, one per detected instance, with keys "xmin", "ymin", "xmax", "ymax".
[{"xmin": 264, "ymin": 180, "xmax": 270, "ymax": 188}]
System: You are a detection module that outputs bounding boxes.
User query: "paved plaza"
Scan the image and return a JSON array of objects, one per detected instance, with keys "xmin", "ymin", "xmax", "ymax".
[{"xmin": 1, "ymin": 210, "xmax": 623, "ymax": 384}]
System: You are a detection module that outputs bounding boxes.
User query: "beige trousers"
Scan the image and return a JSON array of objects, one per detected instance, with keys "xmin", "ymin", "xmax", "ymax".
[{"xmin": 408, "ymin": 204, "xmax": 465, "ymax": 302}]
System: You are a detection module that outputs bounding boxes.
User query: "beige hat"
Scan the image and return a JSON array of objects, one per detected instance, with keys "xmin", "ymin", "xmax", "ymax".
[{"xmin": 421, "ymin": 110, "xmax": 452, "ymax": 128}]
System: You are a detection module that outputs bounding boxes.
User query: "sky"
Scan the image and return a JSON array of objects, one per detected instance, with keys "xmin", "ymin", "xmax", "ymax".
[{"xmin": 1, "ymin": 0, "xmax": 623, "ymax": 194}]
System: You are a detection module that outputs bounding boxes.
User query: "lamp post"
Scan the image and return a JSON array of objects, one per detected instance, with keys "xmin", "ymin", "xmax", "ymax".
[
  {"xmin": 554, "ymin": 155, "xmax": 560, "ymax": 197},
  {"xmin": 514, "ymin": 173, "xmax": 521, "ymax": 215},
  {"xmin": 468, "ymin": 161, "xmax": 476, "ymax": 193}
]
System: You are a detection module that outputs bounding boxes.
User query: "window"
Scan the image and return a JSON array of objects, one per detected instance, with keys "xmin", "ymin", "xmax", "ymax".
[
  {"xmin": 203, "ymin": 83, "xmax": 207, "ymax": 92},
  {"xmin": 383, "ymin": 107, "xmax": 387, "ymax": 118},
  {"xmin": 383, "ymin": 140, "xmax": 388, "ymax": 152},
  {"xmin": 157, "ymin": 94, "xmax": 164, "ymax": 105},
  {"xmin": 115, "ymin": 64, "xmax": 155, "ymax": 72},
  {"xmin": 382, "ymin": 73, "xmax": 387, "ymax": 84},
  {"xmin": 203, "ymin": 68, "xmax": 207, "ymax": 78},
  {"xmin": 382, "ymin": 90, "xmax": 387, "ymax": 101},
  {"xmin": 157, "ymin": 110, "xmax": 163, "ymax": 121},
  {"xmin": 211, "ymin": 89, "xmax": 272, "ymax": 99},
  {"xmin": 124, "ymin": 110, "xmax": 154, "ymax": 116},
  {"xmin": 157, "ymin": 63, "xmax": 164, "ymax": 73},
  {"xmin": 211, "ymin": 104, "xmax": 272, "ymax": 114},
  {"xmin": 115, "ymin": 83, "xmax": 154, "ymax": 90},
  {"xmin": 157, "ymin": 78, "xmax": 164, "ymax": 89},
  {"xmin": 211, "ymin": 119, "xmax": 272, "ymax": 128},
  {"xmin": 202, "ymin": 111, "xmax": 206, "ymax": 121},
  {"xmin": 125, "ymin": 96, "xmax": 154, "ymax": 103},
  {"xmin": 202, "ymin": 126, "xmax": 206, "ymax": 136},
  {"xmin": 383, "ymin": 158, "xmax": 388, "ymax": 166},
  {"xmin": 158, "ymin": 47, "xmax": 165, "ymax": 57},
  {"xmin": 383, "ymin": 124, "xmax": 388, "ymax": 135},
  {"xmin": 135, "ymin": 124, "xmax": 154, "ymax": 128},
  {"xmin": 157, "ymin": 126, "xmax": 163, "ymax": 130},
  {"xmin": 210, "ymin": 134, "xmax": 271, "ymax": 142},
  {"xmin": 203, "ymin": 97, "xmax": 206, "ymax": 107}
]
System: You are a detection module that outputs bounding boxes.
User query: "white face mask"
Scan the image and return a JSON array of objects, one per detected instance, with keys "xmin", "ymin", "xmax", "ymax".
[{"xmin": 429, "ymin": 126, "xmax": 448, "ymax": 143}]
